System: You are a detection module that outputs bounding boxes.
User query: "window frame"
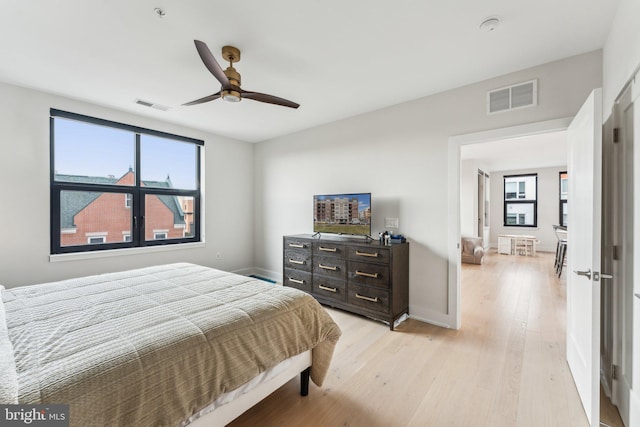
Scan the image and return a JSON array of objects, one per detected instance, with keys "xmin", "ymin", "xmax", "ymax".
[
  {"xmin": 503, "ymin": 173, "xmax": 538, "ymax": 228},
  {"xmin": 50, "ymin": 109, "xmax": 203, "ymax": 254},
  {"xmin": 559, "ymin": 171, "xmax": 568, "ymax": 227}
]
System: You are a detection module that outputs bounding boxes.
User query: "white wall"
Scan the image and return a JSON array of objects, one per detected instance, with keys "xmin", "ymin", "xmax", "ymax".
[
  {"xmin": 603, "ymin": 0, "xmax": 640, "ymax": 423},
  {"xmin": 489, "ymin": 166, "xmax": 566, "ymax": 252},
  {"xmin": 603, "ymin": 0, "xmax": 640, "ymax": 116},
  {"xmin": 0, "ymin": 82, "xmax": 255, "ymax": 287},
  {"xmin": 254, "ymin": 50, "xmax": 602, "ymax": 326}
]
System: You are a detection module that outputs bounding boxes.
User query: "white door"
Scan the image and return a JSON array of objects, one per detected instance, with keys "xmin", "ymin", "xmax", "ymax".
[
  {"xmin": 566, "ymin": 88, "xmax": 603, "ymax": 426},
  {"xmin": 632, "ymin": 76, "xmax": 640, "ymax": 427},
  {"xmin": 613, "ymin": 74, "xmax": 640, "ymax": 427}
]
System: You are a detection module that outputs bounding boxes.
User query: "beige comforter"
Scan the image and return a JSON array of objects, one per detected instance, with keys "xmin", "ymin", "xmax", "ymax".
[{"xmin": 0, "ymin": 263, "xmax": 341, "ymax": 426}]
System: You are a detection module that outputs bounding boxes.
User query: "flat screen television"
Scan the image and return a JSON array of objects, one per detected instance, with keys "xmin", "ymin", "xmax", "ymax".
[{"xmin": 313, "ymin": 193, "xmax": 371, "ymax": 236}]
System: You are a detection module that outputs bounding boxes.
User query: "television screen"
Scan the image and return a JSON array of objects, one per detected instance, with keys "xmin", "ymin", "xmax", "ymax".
[{"xmin": 313, "ymin": 193, "xmax": 371, "ymax": 236}]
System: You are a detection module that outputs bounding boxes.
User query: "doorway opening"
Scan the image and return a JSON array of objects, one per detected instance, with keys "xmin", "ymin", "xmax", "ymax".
[{"xmin": 448, "ymin": 116, "xmax": 627, "ymax": 426}]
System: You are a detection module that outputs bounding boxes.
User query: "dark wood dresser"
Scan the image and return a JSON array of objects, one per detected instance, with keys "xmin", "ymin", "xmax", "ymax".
[{"xmin": 283, "ymin": 234, "xmax": 409, "ymax": 330}]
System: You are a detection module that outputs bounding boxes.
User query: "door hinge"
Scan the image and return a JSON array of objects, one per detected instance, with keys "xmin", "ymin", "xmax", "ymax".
[
  {"xmin": 612, "ymin": 364, "xmax": 618, "ymax": 380},
  {"xmin": 613, "ymin": 245, "xmax": 619, "ymax": 260},
  {"xmin": 613, "ymin": 128, "xmax": 620, "ymax": 143}
]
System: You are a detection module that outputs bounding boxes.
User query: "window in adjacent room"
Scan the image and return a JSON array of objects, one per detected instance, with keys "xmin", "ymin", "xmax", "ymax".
[
  {"xmin": 50, "ymin": 109, "xmax": 202, "ymax": 254},
  {"xmin": 503, "ymin": 173, "xmax": 537, "ymax": 227},
  {"xmin": 559, "ymin": 171, "xmax": 568, "ymax": 227}
]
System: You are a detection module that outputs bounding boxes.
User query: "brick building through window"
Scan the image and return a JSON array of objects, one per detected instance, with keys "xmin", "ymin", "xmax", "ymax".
[{"xmin": 59, "ymin": 170, "xmax": 186, "ymax": 246}]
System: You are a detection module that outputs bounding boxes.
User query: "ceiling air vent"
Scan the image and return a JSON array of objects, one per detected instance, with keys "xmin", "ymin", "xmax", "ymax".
[
  {"xmin": 135, "ymin": 99, "xmax": 170, "ymax": 111},
  {"xmin": 487, "ymin": 79, "xmax": 537, "ymax": 114}
]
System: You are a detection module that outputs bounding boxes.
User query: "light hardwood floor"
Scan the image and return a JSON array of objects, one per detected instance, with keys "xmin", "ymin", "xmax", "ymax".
[{"xmin": 230, "ymin": 251, "xmax": 623, "ymax": 427}]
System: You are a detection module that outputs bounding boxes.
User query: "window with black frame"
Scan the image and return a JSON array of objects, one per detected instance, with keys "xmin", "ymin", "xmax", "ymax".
[
  {"xmin": 503, "ymin": 173, "xmax": 537, "ymax": 227},
  {"xmin": 559, "ymin": 171, "xmax": 568, "ymax": 226},
  {"xmin": 50, "ymin": 109, "xmax": 202, "ymax": 254}
]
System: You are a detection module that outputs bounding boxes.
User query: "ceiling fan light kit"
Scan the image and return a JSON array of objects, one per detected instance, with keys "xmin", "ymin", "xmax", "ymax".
[
  {"xmin": 222, "ymin": 89, "xmax": 241, "ymax": 103},
  {"xmin": 183, "ymin": 40, "xmax": 300, "ymax": 109}
]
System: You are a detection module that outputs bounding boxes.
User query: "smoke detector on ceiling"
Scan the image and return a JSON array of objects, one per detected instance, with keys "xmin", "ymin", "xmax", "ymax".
[{"xmin": 480, "ymin": 17, "xmax": 500, "ymax": 32}]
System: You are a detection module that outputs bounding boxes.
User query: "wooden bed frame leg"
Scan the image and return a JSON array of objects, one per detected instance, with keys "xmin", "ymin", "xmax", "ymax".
[{"xmin": 300, "ymin": 367, "xmax": 311, "ymax": 396}]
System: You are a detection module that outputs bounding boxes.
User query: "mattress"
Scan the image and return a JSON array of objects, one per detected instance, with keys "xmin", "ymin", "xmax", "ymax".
[{"xmin": 0, "ymin": 263, "xmax": 341, "ymax": 426}]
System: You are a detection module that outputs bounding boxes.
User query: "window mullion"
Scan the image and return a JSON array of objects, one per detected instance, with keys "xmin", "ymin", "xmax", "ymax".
[{"xmin": 134, "ymin": 134, "xmax": 143, "ymax": 245}]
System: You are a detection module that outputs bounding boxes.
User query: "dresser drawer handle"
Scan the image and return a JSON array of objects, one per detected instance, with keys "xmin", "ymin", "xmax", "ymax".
[
  {"xmin": 319, "ymin": 264, "xmax": 338, "ymax": 271},
  {"xmin": 355, "ymin": 250, "xmax": 378, "ymax": 258},
  {"xmin": 319, "ymin": 246, "xmax": 337, "ymax": 252},
  {"xmin": 288, "ymin": 243, "xmax": 305, "ymax": 248},
  {"xmin": 288, "ymin": 259, "xmax": 305, "ymax": 265},
  {"xmin": 355, "ymin": 270, "xmax": 379, "ymax": 279},
  {"xmin": 288, "ymin": 277, "xmax": 305, "ymax": 285},
  {"xmin": 318, "ymin": 284, "xmax": 338, "ymax": 293},
  {"xmin": 355, "ymin": 293, "xmax": 379, "ymax": 303}
]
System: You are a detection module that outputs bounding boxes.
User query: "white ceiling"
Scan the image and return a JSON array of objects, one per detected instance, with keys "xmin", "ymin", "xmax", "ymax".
[
  {"xmin": 460, "ymin": 131, "xmax": 567, "ymax": 172},
  {"xmin": 0, "ymin": 1, "xmax": 618, "ymax": 143}
]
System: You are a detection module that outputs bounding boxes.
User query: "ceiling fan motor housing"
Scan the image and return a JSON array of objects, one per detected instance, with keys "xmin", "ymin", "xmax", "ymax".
[
  {"xmin": 224, "ymin": 67, "xmax": 241, "ymax": 87},
  {"xmin": 222, "ymin": 67, "xmax": 241, "ymax": 102}
]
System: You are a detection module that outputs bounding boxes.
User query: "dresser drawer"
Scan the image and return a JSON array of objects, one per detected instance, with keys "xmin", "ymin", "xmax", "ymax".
[
  {"xmin": 348, "ymin": 261, "xmax": 390, "ymax": 288},
  {"xmin": 313, "ymin": 256, "xmax": 347, "ymax": 280},
  {"xmin": 283, "ymin": 268, "xmax": 312, "ymax": 293},
  {"xmin": 348, "ymin": 284, "xmax": 389, "ymax": 314},
  {"xmin": 348, "ymin": 246, "xmax": 390, "ymax": 264},
  {"xmin": 312, "ymin": 276, "xmax": 346, "ymax": 303},
  {"xmin": 313, "ymin": 242, "xmax": 346, "ymax": 257},
  {"xmin": 284, "ymin": 249, "xmax": 312, "ymax": 272},
  {"xmin": 284, "ymin": 237, "xmax": 312, "ymax": 251}
]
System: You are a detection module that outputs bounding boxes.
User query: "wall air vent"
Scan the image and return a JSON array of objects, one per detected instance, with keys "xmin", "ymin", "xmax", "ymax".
[
  {"xmin": 135, "ymin": 99, "xmax": 170, "ymax": 111},
  {"xmin": 487, "ymin": 79, "xmax": 537, "ymax": 114}
]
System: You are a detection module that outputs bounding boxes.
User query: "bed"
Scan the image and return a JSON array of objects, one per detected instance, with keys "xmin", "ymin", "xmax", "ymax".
[{"xmin": 0, "ymin": 263, "xmax": 341, "ymax": 426}]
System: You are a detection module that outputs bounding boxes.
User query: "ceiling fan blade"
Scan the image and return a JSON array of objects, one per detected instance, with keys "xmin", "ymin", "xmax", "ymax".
[
  {"xmin": 194, "ymin": 40, "xmax": 231, "ymax": 89},
  {"xmin": 182, "ymin": 92, "xmax": 221, "ymax": 106},
  {"xmin": 242, "ymin": 90, "xmax": 300, "ymax": 109}
]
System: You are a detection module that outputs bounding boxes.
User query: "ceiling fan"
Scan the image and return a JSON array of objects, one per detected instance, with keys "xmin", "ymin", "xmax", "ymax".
[{"xmin": 183, "ymin": 40, "xmax": 300, "ymax": 109}]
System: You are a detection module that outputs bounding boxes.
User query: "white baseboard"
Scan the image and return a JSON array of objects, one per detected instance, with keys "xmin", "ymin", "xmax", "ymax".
[
  {"xmin": 409, "ymin": 306, "xmax": 456, "ymax": 329},
  {"xmin": 231, "ymin": 267, "xmax": 255, "ymax": 276},
  {"xmin": 252, "ymin": 268, "xmax": 281, "ymax": 283},
  {"xmin": 232, "ymin": 267, "xmax": 282, "ymax": 284}
]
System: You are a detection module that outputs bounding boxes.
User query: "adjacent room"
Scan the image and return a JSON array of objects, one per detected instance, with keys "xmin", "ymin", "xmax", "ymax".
[{"xmin": 0, "ymin": 1, "xmax": 638, "ymax": 426}]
